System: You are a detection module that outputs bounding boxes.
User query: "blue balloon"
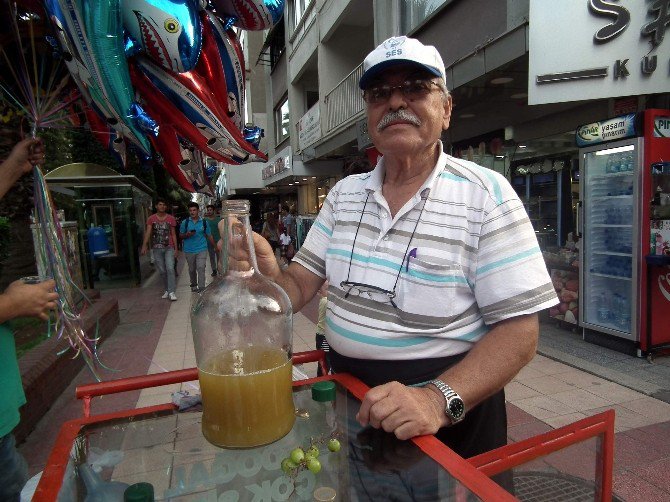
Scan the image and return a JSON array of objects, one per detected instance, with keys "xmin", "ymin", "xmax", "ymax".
[
  {"xmin": 129, "ymin": 103, "xmax": 159, "ymax": 136},
  {"xmin": 205, "ymin": 163, "xmax": 217, "ymax": 181},
  {"xmin": 242, "ymin": 124, "xmax": 263, "ymax": 150}
]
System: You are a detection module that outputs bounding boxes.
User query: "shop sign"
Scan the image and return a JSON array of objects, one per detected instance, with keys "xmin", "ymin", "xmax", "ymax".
[
  {"xmin": 297, "ymin": 104, "xmax": 321, "ymax": 150},
  {"xmin": 654, "ymin": 117, "xmax": 670, "ymax": 138},
  {"xmin": 575, "ymin": 113, "xmax": 638, "ymax": 147},
  {"xmin": 529, "ymin": 0, "xmax": 669, "ymax": 105},
  {"xmin": 261, "ymin": 151, "xmax": 291, "ymax": 180}
]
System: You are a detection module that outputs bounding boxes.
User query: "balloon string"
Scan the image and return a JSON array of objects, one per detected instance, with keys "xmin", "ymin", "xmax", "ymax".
[{"xmin": 32, "ymin": 163, "xmax": 108, "ymax": 381}]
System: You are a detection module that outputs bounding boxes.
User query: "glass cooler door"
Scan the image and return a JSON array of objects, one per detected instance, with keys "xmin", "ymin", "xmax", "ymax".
[{"xmin": 579, "ymin": 138, "xmax": 641, "ymax": 340}]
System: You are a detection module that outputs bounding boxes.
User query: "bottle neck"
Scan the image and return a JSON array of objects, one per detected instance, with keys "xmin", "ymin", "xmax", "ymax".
[{"xmin": 221, "ymin": 210, "xmax": 258, "ymax": 276}]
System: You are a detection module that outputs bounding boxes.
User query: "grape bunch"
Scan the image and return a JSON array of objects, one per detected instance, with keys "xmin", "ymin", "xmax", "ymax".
[{"xmin": 280, "ymin": 437, "xmax": 341, "ymax": 477}]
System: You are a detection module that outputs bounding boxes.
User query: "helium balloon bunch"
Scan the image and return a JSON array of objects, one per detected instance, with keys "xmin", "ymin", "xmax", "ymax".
[
  {"xmin": 0, "ymin": 0, "xmax": 107, "ymax": 379},
  {"xmin": 42, "ymin": 0, "xmax": 284, "ymax": 197}
]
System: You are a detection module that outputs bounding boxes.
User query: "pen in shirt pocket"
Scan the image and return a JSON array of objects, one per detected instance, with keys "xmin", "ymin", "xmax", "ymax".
[{"xmin": 405, "ymin": 248, "xmax": 418, "ymax": 271}]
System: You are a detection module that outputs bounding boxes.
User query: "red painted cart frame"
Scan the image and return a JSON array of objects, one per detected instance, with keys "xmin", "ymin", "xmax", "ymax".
[{"xmin": 35, "ymin": 350, "xmax": 615, "ymax": 501}]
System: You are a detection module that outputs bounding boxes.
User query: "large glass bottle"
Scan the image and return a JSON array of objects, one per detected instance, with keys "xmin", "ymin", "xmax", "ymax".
[{"xmin": 191, "ymin": 200, "xmax": 295, "ymax": 448}]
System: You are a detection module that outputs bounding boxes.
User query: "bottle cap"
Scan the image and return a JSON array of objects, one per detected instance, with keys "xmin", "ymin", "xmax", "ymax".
[
  {"xmin": 313, "ymin": 486, "xmax": 337, "ymax": 501},
  {"xmin": 311, "ymin": 380, "xmax": 336, "ymax": 402},
  {"xmin": 124, "ymin": 482, "xmax": 154, "ymax": 501}
]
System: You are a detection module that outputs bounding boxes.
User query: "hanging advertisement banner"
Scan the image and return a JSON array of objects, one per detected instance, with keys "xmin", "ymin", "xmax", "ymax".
[
  {"xmin": 575, "ymin": 113, "xmax": 638, "ymax": 147},
  {"xmin": 297, "ymin": 104, "xmax": 321, "ymax": 151}
]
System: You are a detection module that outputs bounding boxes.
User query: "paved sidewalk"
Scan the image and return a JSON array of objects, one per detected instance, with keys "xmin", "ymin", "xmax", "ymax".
[{"xmin": 19, "ymin": 263, "xmax": 670, "ymax": 501}]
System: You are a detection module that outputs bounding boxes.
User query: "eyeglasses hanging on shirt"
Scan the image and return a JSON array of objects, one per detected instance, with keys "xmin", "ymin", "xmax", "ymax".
[{"xmin": 340, "ymin": 190, "xmax": 429, "ymax": 309}]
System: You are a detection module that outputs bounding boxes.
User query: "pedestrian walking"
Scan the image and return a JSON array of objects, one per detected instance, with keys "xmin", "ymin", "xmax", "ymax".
[
  {"xmin": 204, "ymin": 204, "xmax": 221, "ymax": 276},
  {"xmin": 180, "ymin": 202, "xmax": 215, "ymax": 292},
  {"xmin": 141, "ymin": 198, "xmax": 178, "ymax": 301}
]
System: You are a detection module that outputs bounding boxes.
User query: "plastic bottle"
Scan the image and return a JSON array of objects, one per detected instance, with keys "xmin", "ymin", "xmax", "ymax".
[
  {"xmin": 80, "ymin": 463, "xmax": 129, "ymax": 502},
  {"xmin": 310, "ymin": 381, "xmax": 339, "ymax": 502},
  {"xmin": 124, "ymin": 482, "xmax": 155, "ymax": 501},
  {"xmin": 595, "ymin": 291, "xmax": 609, "ymax": 323},
  {"xmin": 191, "ymin": 200, "xmax": 294, "ymax": 448}
]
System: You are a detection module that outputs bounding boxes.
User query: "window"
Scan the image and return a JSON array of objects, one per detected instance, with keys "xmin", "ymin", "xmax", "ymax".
[
  {"xmin": 400, "ymin": 0, "xmax": 450, "ymax": 33},
  {"xmin": 289, "ymin": 0, "xmax": 314, "ymax": 37},
  {"xmin": 275, "ymin": 98, "xmax": 290, "ymax": 144},
  {"xmin": 305, "ymin": 90, "xmax": 319, "ymax": 110}
]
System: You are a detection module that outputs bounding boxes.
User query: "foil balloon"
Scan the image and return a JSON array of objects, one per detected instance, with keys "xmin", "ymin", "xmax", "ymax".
[
  {"xmin": 134, "ymin": 56, "xmax": 267, "ymax": 163},
  {"xmin": 43, "ymin": 0, "xmax": 152, "ymax": 155},
  {"xmin": 122, "ymin": 0, "xmax": 203, "ymax": 73},
  {"xmin": 84, "ymin": 106, "xmax": 129, "ymax": 168},
  {"xmin": 130, "ymin": 63, "xmax": 239, "ymax": 163},
  {"xmin": 201, "ymin": 10, "xmax": 245, "ymax": 131},
  {"xmin": 242, "ymin": 124, "xmax": 263, "ymax": 150},
  {"xmin": 210, "ymin": 0, "xmax": 284, "ymax": 30},
  {"xmin": 151, "ymin": 123, "xmax": 215, "ymax": 196},
  {"xmin": 111, "ymin": 132, "xmax": 128, "ymax": 168},
  {"xmin": 205, "ymin": 161, "xmax": 218, "ymax": 182}
]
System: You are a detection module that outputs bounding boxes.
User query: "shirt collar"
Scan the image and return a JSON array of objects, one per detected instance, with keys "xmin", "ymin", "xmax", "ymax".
[{"xmin": 364, "ymin": 140, "xmax": 446, "ymax": 199}]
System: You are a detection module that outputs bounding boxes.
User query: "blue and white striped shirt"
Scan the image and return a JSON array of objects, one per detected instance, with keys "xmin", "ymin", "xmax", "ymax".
[{"xmin": 294, "ymin": 148, "xmax": 558, "ymax": 360}]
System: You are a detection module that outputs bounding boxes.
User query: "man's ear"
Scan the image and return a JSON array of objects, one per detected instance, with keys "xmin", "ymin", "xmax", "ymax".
[{"xmin": 442, "ymin": 94, "xmax": 453, "ymax": 131}]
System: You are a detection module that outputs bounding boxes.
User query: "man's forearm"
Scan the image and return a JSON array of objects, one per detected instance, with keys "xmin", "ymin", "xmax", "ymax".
[
  {"xmin": 0, "ymin": 169, "xmax": 22, "ymax": 200},
  {"xmin": 271, "ymin": 267, "xmax": 309, "ymax": 313},
  {"xmin": 266, "ymin": 262, "xmax": 323, "ymax": 315},
  {"xmin": 436, "ymin": 314, "xmax": 538, "ymax": 412}
]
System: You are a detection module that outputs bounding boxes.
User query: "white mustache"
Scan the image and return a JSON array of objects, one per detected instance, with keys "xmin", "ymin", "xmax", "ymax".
[{"xmin": 377, "ymin": 109, "xmax": 421, "ymax": 131}]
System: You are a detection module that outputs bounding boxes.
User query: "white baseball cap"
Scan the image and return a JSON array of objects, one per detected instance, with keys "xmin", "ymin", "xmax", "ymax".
[{"xmin": 359, "ymin": 36, "xmax": 446, "ymax": 89}]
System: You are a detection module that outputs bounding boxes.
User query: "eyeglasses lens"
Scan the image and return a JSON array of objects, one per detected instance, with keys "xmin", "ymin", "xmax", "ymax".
[{"xmin": 364, "ymin": 80, "xmax": 434, "ymax": 104}]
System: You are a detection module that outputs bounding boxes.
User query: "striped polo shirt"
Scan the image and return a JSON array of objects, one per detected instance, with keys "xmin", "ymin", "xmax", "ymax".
[{"xmin": 294, "ymin": 147, "xmax": 558, "ymax": 360}]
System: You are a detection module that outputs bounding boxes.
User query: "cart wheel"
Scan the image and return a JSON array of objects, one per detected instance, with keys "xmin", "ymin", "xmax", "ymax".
[{"xmin": 647, "ymin": 353, "xmax": 654, "ymax": 364}]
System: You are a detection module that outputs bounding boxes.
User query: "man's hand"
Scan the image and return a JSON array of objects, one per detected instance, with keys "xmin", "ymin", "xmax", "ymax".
[
  {"xmin": 356, "ymin": 381, "xmax": 448, "ymax": 440},
  {"xmin": 0, "ymin": 138, "xmax": 45, "ymax": 199},
  {"xmin": 4, "ymin": 137, "xmax": 44, "ymax": 175},
  {"xmin": 140, "ymin": 244, "xmax": 148, "ymax": 256},
  {"xmin": 252, "ymin": 232, "xmax": 282, "ymax": 279},
  {"xmin": 2, "ymin": 279, "xmax": 59, "ymax": 321},
  {"xmin": 216, "ymin": 219, "xmax": 282, "ymax": 279}
]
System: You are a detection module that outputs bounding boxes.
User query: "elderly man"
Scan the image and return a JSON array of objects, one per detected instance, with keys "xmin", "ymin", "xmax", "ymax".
[{"xmin": 251, "ymin": 36, "xmax": 557, "ymax": 459}]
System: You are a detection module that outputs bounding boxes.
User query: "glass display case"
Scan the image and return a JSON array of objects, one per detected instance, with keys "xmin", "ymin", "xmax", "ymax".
[{"xmin": 579, "ymin": 139, "xmax": 641, "ymax": 341}]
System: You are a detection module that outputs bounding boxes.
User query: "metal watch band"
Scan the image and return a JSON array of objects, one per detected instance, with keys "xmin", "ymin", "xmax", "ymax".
[{"xmin": 427, "ymin": 379, "xmax": 465, "ymax": 423}]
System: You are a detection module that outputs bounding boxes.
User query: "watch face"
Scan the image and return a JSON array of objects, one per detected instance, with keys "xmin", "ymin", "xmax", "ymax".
[{"xmin": 449, "ymin": 398, "xmax": 465, "ymax": 419}]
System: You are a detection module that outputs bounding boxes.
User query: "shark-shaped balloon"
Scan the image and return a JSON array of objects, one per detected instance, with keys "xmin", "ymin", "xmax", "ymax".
[
  {"xmin": 123, "ymin": 0, "xmax": 203, "ymax": 73},
  {"xmin": 210, "ymin": 0, "xmax": 284, "ymax": 30},
  {"xmin": 133, "ymin": 56, "xmax": 267, "ymax": 163},
  {"xmin": 43, "ymin": 0, "xmax": 153, "ymax": 155}
]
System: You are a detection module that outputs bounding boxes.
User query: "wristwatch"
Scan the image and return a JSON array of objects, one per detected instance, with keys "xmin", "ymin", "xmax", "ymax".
[{"xmin": 427, "ymin": 379, "xmax": 465, "ymax": 424}]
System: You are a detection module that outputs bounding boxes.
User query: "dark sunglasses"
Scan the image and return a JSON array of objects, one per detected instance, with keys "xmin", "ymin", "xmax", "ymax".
[{"xmin": 362, "ymin": 80, "xmax": 441, "ymax": 104}]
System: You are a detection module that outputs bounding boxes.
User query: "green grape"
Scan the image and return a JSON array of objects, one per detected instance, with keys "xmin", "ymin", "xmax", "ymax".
[
  {"xmin": 290, "ymin": 447, "xmax": 305, "ymax": 464},
  {"xmin": 281, "ymin": 457, "xmax": 298, "ymax": 474},
  {"xmin": 306, "ymin": 445, "xmax": 320, "ymax": 458},
  {"xmin": 327, "ymin": 438, "xmax": 341, "ymax": 452},
  {"xmin": 306, "ymin": 457, "xmax": 322, "ymax": 474}
]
